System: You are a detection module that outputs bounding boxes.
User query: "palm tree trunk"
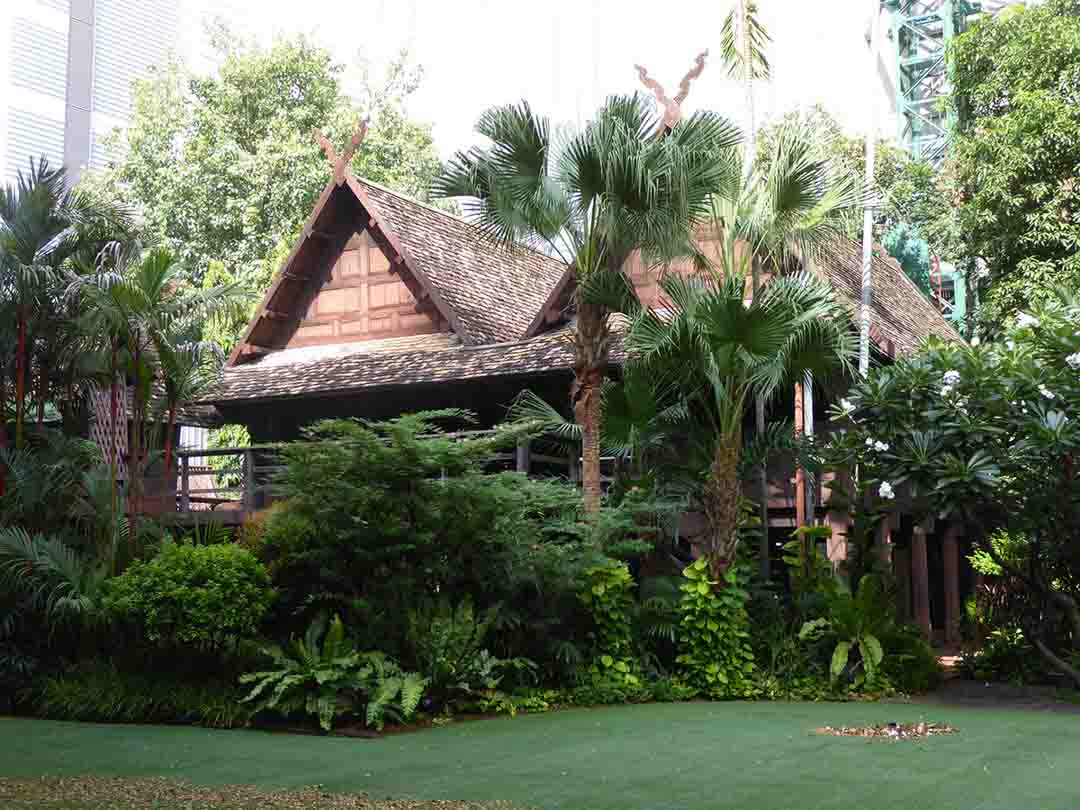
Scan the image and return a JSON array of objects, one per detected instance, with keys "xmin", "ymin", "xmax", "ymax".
[
  {"xmin": 15, "ymin": 309, "xmax": 26, "ymax": 450},
  {"xmin": 0, "ymin": 373, "xmax": 7, "ymax": 497},
  {"xmin": 164, "ymin": 404, "xmax": 176, "ymax": 476},
  {"xmin": 109, "ymin": 342, "xmax": 120, "ymax": 518},
  {"xmin": 572, "ymin": 298, "xmax": 609, "ymax": 517},
  {"xmin": 703, "ymin": 427, "xmax": 743, "ymax": 582}
]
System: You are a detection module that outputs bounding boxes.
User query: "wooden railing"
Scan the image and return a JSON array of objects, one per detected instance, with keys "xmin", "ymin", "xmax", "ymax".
[{"xmin": 156, "ymin": 435, "xmax": 616, "ymax": 524}]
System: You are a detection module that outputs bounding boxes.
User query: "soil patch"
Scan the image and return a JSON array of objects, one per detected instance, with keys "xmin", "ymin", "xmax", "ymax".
[{"xmin": 814, "ymin": 721, "xmax": 958, "ymax": 740}]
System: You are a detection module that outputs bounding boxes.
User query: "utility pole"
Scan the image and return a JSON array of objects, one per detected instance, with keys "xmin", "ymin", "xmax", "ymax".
[{"xmin": 858, "ymin": 1, "xmax": 882, "ymax": 377}]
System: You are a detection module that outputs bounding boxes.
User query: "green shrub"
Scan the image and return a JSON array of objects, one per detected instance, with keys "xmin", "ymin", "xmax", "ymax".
[
  {"xmin": 579, "ymin": 562, "xmax": 639, "ymax": 689},
  {"xmin": 103, "ymin": 541, "xmax": 275, "ymax": 648},
  {"xmin": 241, "ymin": 614, "xmax": 426, "ymax": 731},
  {"xmin": 960, "ymin": 627, "xmax": 1050, "ymax": 685},
  {"xmin": 36, "ymin": 661, "xmax": 249, "ymax": 728},
  {"xmin": 880, "ymin": 626, "xmax": 944, "ymax": 693},
  {"xmin": 675, "ymin": 559, "xmax": 756, "ymax": 698}
]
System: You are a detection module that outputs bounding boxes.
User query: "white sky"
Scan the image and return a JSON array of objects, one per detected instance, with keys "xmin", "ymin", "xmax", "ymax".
[{"xmin": 190, "ymin": 0, "xmax": 895, "ymax": 156}]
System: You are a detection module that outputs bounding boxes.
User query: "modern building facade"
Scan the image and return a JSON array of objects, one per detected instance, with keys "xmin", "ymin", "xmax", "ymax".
[{"xmin": 0, "ymin": 0, "xmax": 263, "ymax": 186}]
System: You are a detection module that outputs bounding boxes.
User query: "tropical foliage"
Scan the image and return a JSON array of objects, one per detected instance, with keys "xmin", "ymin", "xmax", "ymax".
[{"xmin": 433, "ymin": 94, "xmax": 741, "ymax": 514}]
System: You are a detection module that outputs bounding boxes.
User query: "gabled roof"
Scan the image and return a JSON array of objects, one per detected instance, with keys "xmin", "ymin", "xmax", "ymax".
[
  {"xmin": 812, "ymin": 237, "xmax": 960, "ymax": 356},
  {"xmin": 228, "ymin": 170, "xmax": 566, "ymax": 366}
]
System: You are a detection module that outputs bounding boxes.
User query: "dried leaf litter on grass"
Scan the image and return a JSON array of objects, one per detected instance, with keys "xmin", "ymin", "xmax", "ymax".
[
  {"xmin": 0, "ymin": 776, "xmax": 528, "ymax": 810},
  {"xmin": 813, "ymin": 722, "xmax": 958, "ymax": 740}
]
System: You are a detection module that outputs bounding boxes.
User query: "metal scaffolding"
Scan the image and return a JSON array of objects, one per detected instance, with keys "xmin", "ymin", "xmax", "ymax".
[{"xmin": 882, "ymin": 0, "xmax": 983, "ymax": 164}]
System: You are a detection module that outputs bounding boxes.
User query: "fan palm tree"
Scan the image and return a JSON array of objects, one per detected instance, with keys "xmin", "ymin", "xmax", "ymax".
[
  {"xmin": 711, "ymin": 119, "xmax": 864, "ymax": 575},
  {"xmin": 618, "ymin": 270, "xmax": 855, "ymax": 579},
  {"xmin": 433, "ymin": 95, "xmax": 741, "ymax": 514}
]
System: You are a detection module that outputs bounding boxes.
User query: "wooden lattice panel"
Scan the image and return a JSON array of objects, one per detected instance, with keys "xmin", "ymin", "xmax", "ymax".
[{"xmin": 89, "ymin": 384, "xmax": 127, "ymax": 477}]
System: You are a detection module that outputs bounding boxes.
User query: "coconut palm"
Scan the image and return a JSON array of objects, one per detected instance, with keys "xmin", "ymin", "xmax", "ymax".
[
  {"xmin": 433, "ymin": 95, "xmax": 741, "ymax": 514},
  {"xmin": 618, "ymin": 270, "xmax": 856, "ymax": 579}
]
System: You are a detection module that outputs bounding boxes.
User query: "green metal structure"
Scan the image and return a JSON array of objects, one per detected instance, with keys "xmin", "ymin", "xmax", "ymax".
[{"xmin": 882, "ymin": 0, "xmax": 982, "ymax": 165}]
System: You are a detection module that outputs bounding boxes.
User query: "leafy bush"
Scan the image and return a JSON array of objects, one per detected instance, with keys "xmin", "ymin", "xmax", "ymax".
[
  {"xmin": 240, "ymin": 614, "xmax": 425, "ymax": 731},
  {"xmin": 36, "ymin": 661, "xmax": 249, "ymax": 728},
  {"xmin": 879, "ymin": 626, "xmax": 943, "ymax": 693},
  {"xmin": 103, "ymin": 541, "xmax": 275, "ymax": 648},
  {"xmin": 959, "ymin": 627, "xmax": 1050, "ymax": 685},
  {"xmin": 675, "ymin": 559, "xmax": 756, "ymax": 698}
]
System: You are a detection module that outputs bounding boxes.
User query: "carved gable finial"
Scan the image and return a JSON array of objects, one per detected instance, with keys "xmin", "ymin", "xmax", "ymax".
[
  {"xmin": 634, "ymin": 50, "xmax": 709, "ymax": 130},
  {"xmin": 313, "ymin": 118, "xmax": 369, "ymax": 185}
]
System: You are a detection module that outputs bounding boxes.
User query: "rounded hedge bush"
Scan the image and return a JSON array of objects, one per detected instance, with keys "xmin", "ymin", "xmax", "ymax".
[{"xmin": 103, "ymin": 541, "xmax": 275, "ymax": 648}]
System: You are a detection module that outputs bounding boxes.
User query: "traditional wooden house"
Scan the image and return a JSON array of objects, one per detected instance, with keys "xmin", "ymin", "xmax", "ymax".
[{"xmin": 197, "ymin": 153, "xmax": 965, "ymax": 644}]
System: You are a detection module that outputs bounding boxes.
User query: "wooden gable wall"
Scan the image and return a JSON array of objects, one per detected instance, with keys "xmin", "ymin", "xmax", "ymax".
[
  {"xmin": 625, "ymin": 232, "xmax": 732, "ymax": 308},
  {"xmin": 286, "ymin": 228, "xmax": 449, "ymax": 349}
]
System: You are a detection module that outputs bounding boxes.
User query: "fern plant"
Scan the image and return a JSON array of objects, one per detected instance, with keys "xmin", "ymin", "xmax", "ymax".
[{"xmin": 240, "ymin": 613, "xmax": 426, "ymax": 731}]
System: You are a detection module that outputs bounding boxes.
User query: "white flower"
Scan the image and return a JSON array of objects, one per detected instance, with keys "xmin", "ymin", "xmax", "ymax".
[
  {"xmin": 865, "ymin": 437, "xmax": 875, "ymax": 448},
  {"xmin": 970, "ymin": 337, "xmax": 981, "ymax": 347},
  {"xmin": 943, "ymin": 370, "xmax": 961, "ymax": 386},
  {"xmin": 1066, "ymin": 352, "xmax": 1080, "ymax": 370},
  {"xmin": 840, "ymin": 398, "xmax": 856, "ymax": 415},
  {"xmin": 976, "ymin": 260, "xmax": 990, "ymax": 279},
  {"xmin": 1038, "ymin": 384, "xmax": 1055, "ymax": 400},
  {"xmin": 1016, "ymin": 312, "xmax": 1039, "ymax": 329},
  {"xmin": 873, "ymin": 441, "xmax": 890, "ymax": 452},
  {"xmin": 879, "ymin": 482, "xmax": 895, "ymax": 500},
  {"xmin": 941, "ymin": 385, "xmax": 954, "ymax": 398},
  {"xmin": 1006, "ymin": 340, "xmax": 1016, "ymax": 350}
]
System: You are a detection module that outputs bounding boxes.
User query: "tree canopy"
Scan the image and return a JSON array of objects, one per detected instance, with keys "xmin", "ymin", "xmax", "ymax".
[
  {"xmin": 85, "ymin": 32, "xmax": 442, "ymax": 302},
  {"xmin": 949, "ymin": 0, "xmax": 1080, "ymax": 331}
]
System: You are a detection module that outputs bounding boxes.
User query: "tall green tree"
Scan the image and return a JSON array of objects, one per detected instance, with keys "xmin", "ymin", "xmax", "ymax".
[
  {"xmin": 84, "ymin": 33, "xmax": 442, "ymax": 302},
  {"xmin": 434, "ymin": 96, "xmax": 740, "ymax": 515},
  {"xmin": 949, "ymin": 0, "xmax": 1080, "ymax": 330}
]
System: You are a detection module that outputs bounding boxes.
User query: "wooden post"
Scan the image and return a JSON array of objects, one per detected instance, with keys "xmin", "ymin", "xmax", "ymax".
[
  {"xmin": 894, "ymin": 545, "xmax": 912, "ymax": 623},
  {"xmin": 943, "ymin": 523, "xmax": 962, "ymax": 645},
  {"xmin": 876, "ymin": 512, "xmax": 895, "ymax": 567},
  {"xmin": 912, "ymin": 519, "xmax": 933, "ymax": 641},
  {"xmin": 180, "ymin": 454, "xmax": 190, "ymax": 513},
  {"xmin": 243, "ymin": 448, "xmax": 256, "ymax": 511},
  {"xmin": 515, "ymin": 437, "xmax": 531, "ymax": 474},
  {"xmin": 794, "ymin": 380, "xmax": 806, "ymax": 529}
]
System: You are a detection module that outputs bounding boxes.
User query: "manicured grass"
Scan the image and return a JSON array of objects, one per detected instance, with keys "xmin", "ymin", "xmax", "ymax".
[{"xmin": 2, "ymin": 701, "xmax": 1079, "ymax": 809}]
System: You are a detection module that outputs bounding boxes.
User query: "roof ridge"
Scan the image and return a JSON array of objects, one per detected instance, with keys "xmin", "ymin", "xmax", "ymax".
[{"xmin": 354, "ymin": 174, "xmax": 566, "ymax": 268}]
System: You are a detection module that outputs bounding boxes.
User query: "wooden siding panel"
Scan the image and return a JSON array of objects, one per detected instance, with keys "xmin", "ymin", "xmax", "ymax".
[{"xmin": 285, "ymin": 228, "xmax": 446, "ymax": 349}]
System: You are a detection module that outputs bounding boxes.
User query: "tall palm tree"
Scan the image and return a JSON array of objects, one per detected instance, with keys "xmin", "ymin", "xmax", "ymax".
[
  {"xmin": 433, "ymin": 96, "xmax": 740, "ymax": 514},
  {"xmin": 618, "ymin": 270, "xmax": 856, "ymax": 579},
  {"xmin": 720, "ymin": 0, "xmax": 771, "ymax": 165},
  {"xmin": 712, "ymin": 120, "xmax": 864, "ymax": 575}
]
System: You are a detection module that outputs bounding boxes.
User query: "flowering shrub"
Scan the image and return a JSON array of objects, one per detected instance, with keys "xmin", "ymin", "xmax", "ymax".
[{"xmin": 825, "ymin": 290, "xmax": 1080, "ymax": 686}]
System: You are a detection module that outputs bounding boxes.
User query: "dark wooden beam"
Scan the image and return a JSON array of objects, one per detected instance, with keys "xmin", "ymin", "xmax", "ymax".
[
  {"xmin": 308, "ymin": 229, "xmax": 335, "ymax": 240},
  {"xmin": 263, "ymin": 309, "xmax": 293, "ymax": 321},
  {"xmin": 242, "ymin": 343, "xmax": 274, "ymax": 356}
]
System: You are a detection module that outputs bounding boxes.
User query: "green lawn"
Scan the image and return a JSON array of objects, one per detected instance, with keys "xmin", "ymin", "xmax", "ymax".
[{"xmin": 2, "ymin": 701, "xmax": 1078, "ymax": 809}]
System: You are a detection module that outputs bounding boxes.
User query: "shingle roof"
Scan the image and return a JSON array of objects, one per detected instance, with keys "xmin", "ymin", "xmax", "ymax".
[
  {"xmin": 356, "ymin": 179, "xmax": 567, "ymax": 344},
  {"xmin": 813, "ymin": 237, "xmax": 961, "ymax": 356},
  {"xmin": 208, "ymin": 325, "xmax": 608, "ymax": 404}
]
